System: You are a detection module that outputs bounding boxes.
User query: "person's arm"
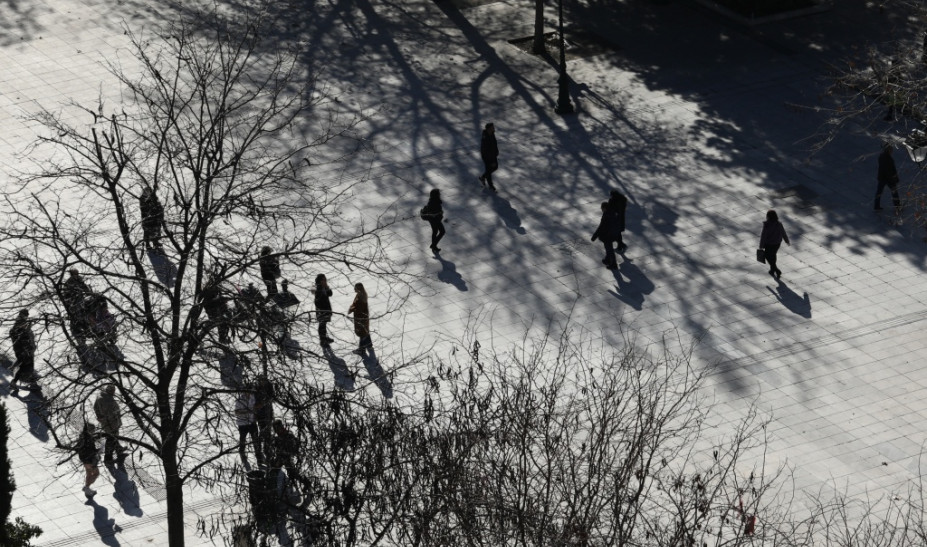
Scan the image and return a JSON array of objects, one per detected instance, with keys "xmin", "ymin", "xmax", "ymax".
[{"xmin": 782, "ymin": 224, "xmax": 790, "ymax": 246}]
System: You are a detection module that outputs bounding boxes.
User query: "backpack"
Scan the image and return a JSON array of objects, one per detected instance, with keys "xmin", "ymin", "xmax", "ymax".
[{"xmin": 420, "ymin": 206, "xmax": 429, "ymax": 220}]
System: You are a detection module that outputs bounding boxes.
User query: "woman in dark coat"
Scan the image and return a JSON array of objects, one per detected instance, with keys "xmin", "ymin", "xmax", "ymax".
[
  {"xmin": 77, "ymin": 422, "xmax": 100, "ymax": 498},
  {"xmin": 139, "ymin": 187, "xmax": 164, "ymax": 249},
  {"xmin": 591, "ymin": 202, "xmax": 619, "ymax": 270},
  {"xmin": 422, "ymin": 189, "xmax": 446, "ymax": 253},
  {"xmin": 608, "ymin": 190, "xmax": 628, "ymax": 252},
  {"xmin": 759, "ymin": 209, "xmax": 790, "ymax": 280},
  {"xmin": 313, "ymin": 274, "xmax": 334, "ymax": 347},
  {"xmin": 347, "ymin": 283, "xmax": 372, "ymax": 355}
]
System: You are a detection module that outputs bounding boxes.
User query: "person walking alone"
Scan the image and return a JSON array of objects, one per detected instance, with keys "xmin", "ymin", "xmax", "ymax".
[
  {"xmin": 478, "ymin": 123, "xmax": 499, "ymax": 191},
  {"xmin": 76, "ymin": 422, "xmax": 100, "ymax": 498},
  {"xmin": 259, "ymin": 246, "xmax": 281, "ymax": 297},
  {"xmin": 875, "ymin": 144, "xmax": 902, "ymax": 212},
  {"xmin": 759, "ymin": 209, "xmax": 790, "ymax": 280},
  {"xmin": 139, "ymin": 186, "xmax": 165, "ymax": 250},
  {"xmin": 313, "ymin": 274, "xmax": 334, "ymax": 347},
  {"xmin": 421, "ymin": 189, "xmax": 446, "ymax": 253},
  {"xmin": 591, "ymin": 202, "xmax": 619, "ymax": 270},
  {"xmin": 9, "ymin": 309, "xmax": 36, "ymax": 392},
  {"xmin": 347, "ymin": 283, "xmax": 372, "ymax": 355},
  {"xmin": 93, "ymin": 384, "xmax": 127, "ymax": 463}
]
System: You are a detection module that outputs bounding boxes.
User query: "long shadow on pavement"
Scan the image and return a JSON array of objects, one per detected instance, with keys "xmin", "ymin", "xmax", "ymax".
[
  {"xmin": 769, "ymin": 280, "xmax": 812, "ymax": 318},
  {"xmin": 105, "ymin": 460, "xmax": 143, "ymax": 518}
]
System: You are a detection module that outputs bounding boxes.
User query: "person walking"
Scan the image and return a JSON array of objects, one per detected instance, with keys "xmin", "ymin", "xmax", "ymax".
[
  {"xmin": 478, "ymin": 123, "xmax": 499, "ymax": 191},
  {"xmin": 62, "ymin": 269, "xmax": 92, "ymax": 344},
  {"xmin": 875, "ymin": 144, "xmax": 902, "ymax": 212},
  {"xmin": 313, "ymin": 274, "xmax": 334, "ymax": 347},
  {"xmin": 347, "ymin": 283, "xmax": 372, "ymax": 355},
  {"xmin": 759, "ymin": 209, "xmax": 790, "ymax": 280},
  {"xmin": 259, "ymin": 247, "xmax": 281, "ymax": 297},
  {"xmin": 254, "ymin": 375, "xmax": 275, "ymax": 464},
  {"xmin": 76, "ymin": 422, "xmax": 100, "ymax": 498},
  {"xmin": 93, "ymin": 384, "xmax": 127, "ymax": 463},
  {"xmin": 608, "ymin": 190, "xmax": 629, "ymax": 253},
  {"xmin": 421, "ymin": 189, "xmax": 446, "ymax": 253},
  {"xmin": 271, "ymin": 420, "xmax": 301, "ymax": 488},
  {"xmin": 9, "ymin": 309, "xmax": 36, "ymax": 392},
  {"xmin": 139, "ymin": 186, "xmax": 165, "ymax": 249},
  {"xmin": 235, "ymin": 388, "xmax": 263, "ymax": 467},
  {"xmin": 591, "ymin": 202, "xmax": 619, "ymax": 270}
]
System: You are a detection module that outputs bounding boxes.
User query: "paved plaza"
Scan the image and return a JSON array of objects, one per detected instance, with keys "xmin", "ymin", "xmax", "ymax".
[{"xmin": 2, "ymin": 0, "xmax": 927, "ymax": 544}]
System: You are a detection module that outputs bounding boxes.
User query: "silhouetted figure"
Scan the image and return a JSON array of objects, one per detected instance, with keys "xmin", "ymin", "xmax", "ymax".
[
  {"xmin": 608, "ymin": 190, "xmax": 628, "ymax": 253},
  {"xmin": 201, "ymin": 276, "xmax": 231, "ymax": 344},
  {"xmin": 313, "ymin": 274, "xmax": 334, "ymax": 347},
  {"xmin": 875, "ymin": 144, "xmax": 902, "ymax": 212},
  {"xmin": 254, "ymin": 376, "xmax": 275, "ymax": 464},
  {"xmin": 62, "ymin": 269, "xmax": 92, "ymax": 344},
  {"xmin": 139, "ymin": 186, "xmax": 165, "ymax": 249},
  {"xmin": 271, "ymin": 420, "xmax": 300, "ymax": 488},
  {"xmin": 592, "ymin": 202, "xmax": 619, "ymax": 270},
  {"xmin": 93, "ymin": 384, "xmax": 127, "ymax": 463},
  {"xmin": 421, "ymin": 189, "xmax": 446, "ymax": 253},
  {"xmin": 347, "ymin": 283, "xmax": 372, "ymax": 355},
  {"xmin": 235, "ymin": 388, "xmax": 263, "ymax": 467},
  {"xmin": 478, "ymin": 123, "xmax": 499, "ymax": 191},
  {"xmin": 76, "ymin": 422, "xmax": 100, "ymax": 498},
  {"xmin": 759, "ymin": 209, "xmax": 790, "ymax": 280},
  {"xmin": 259, "ymin": 247, "xmax": 281, "ymax": 297},
  {"xmin": 9, "ymin": 309, "xmax": 36, "ymax": 392}
]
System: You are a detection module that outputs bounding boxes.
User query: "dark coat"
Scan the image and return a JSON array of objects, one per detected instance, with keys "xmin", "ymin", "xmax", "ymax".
[
  {"xmin": 481, "ymin": 130, "xmax": 498, "ymax": 163},
  {"xmin": 314, "ymin": 285, "xmax": 333, "ymax": 323},
  {"xmin": 760, "ymin": 221, "xmax": 790, "ymax": 248},
  {"xmin": 608, "ymin": 193, "xmax": 628, "ymax": 232},
  {"xmin": 592, "ymin": 209, "xmax": 620, "ymax": 243},
  {"xmin": 62, "ymin": 276, "xmax": 91, "ymax": 314},
  {"xmin": 76, "ymin": 428, "xmax": 98, "ymax": 465},
  {"xmin": 878, "ymin": 149, "xmax": 899, "ymax": 185},
  {"xmin": 140, "ymin": 191, "xmax": 164, "ymax": 230},
  {"xmin": 201, "ymin": 283, "xmax": 228, "ymax": 319},
  {"xmin": 259, "ymin": 254, "xmax": 280, "ymax": 282},
  {"xmin": 10, "ymin": 316, "xmax": 35, "ymax": 354},
  {"xmin": 93, "ymin": 392, "xmax": 122, "ymax": 435},
  {"xmin": 422, "ymin": 197, "xmax": 444, "ymax": 222},
  {"xmin": 349, "ymin": 294, "xmax": 370, "ymax": 337}
]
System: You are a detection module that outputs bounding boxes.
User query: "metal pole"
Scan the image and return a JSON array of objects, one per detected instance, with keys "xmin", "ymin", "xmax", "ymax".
[{"xmin": 555, "ymin": 0, "xmax": 574, "ymax": 115}]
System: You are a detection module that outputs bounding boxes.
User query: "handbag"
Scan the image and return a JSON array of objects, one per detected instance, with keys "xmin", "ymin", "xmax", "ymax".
[{"xmin": 756, "ymin": 249, "xmax": 766, "ymax": 264}]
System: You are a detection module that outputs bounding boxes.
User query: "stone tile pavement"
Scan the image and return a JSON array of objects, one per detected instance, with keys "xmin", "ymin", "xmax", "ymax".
[{"xmin": 1, "ymin": 0, "xmax": 927, "ymax": 544}]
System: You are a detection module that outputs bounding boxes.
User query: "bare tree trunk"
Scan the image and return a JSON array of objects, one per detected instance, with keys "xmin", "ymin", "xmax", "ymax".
[{"xmin": 163, "ymin": 442, "xmax": 185, "ymax": 547}]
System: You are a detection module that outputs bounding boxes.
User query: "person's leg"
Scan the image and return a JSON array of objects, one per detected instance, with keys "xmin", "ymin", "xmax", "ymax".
[
  {"xmin": 264, "ymin": 279, "xmax": 277, "ymax": 297},
  {"xmin": 103, "ymin": 433, "xmax": 116, "ymax": 461},
  {"xmin": 602, "ymin": 240, "xmax": 616, "ymax": 268},
  {"xmin": 890, "ymin": 184, "xmax": 902, "ymax": 209},
  {"xmin": 875, "ymin": 180, "xmax": 887, "ymax": 209},
  {"xmin": 251, "ymin": 424, "xmax": 264, "ymax": 465},
  {"xmin": 435, "ymin": 221, "xmax": 446, "ymax": 245},
  {"xmin": 765, "ymin": 244, "xmax": 780, "ymax": 276}
]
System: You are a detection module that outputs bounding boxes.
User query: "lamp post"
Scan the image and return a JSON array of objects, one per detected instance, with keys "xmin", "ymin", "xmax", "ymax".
[{"xmin": 554, "ymin": 0, "xmax": 574, "ymax": 115}]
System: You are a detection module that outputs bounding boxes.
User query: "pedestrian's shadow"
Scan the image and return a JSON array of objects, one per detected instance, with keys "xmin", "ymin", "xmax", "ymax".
[
  {"xmin": 279, "ymin": 335, "xmax": 302, "ymax": 361},
  {"xmin": 488, "ymin": 193, "xmax": 526, "ymax": 235},
  {"xmin": 434, "ymin": 254, "xmax": 468, "ymax": 292},
  {"xmin": 607, "ymin": 257, "xmax": 654, "ymax": 311},
  {"xmin": 19, "ymin": 386, "xmax": 50, "ymax": 443},
  {"xmin": 360, "ymin": 349, "xmax": 392, "ymax": 399},
  {"xmin": 147, "ymin": 247, "xmax": 176, "ymax": 287},
  {"xmin": 323, "ymin": 346, "xmax": 355, "ymax": 391},
  {"xmin": 768, "ymin": 281, "xmax": 812, "ymax": 318},
  {"xmin": 105, "ymin": 460, "xmax": 143, "ymax": 517},
  {"xmin": 86, "ymin": 497, "xmax": 122, "ymax": 546},
  {"xmin": 79, "ymin": 345, "xmax": 124, "ymax": 377}
]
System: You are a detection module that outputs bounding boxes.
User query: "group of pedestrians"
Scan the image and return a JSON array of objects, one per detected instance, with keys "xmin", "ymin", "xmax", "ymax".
[{"xmin": 234, "ymin": 380, "xmax": 303, "ymax": 489}]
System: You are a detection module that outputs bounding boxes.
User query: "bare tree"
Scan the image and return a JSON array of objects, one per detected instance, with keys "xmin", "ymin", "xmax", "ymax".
[
  {"xmin": 217, "ymin": 324, "xmax": 791, "ymax": 546},
  {"xmin": 0, "ymin": 8, "xmax": 408, "ymax": 546}
]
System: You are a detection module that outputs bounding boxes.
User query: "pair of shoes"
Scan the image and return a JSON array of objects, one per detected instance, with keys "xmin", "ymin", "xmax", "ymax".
[
  {"xmin": 83, "ymin": 486, "xmax": 96, "ymax": 498},
  {"xmin": 775, "ymin": 270, "xmax": 782, "ymax": 280},
  {"xmin": 605, "ymin": 263, "xmax": 618, "ymax": 270}
]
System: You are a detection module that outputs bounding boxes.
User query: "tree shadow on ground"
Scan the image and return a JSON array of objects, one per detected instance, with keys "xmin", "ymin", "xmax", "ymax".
[
  {"xmin": 769, "ymin": 280, "xmax": 812, "ymax": 318},
  {"xmin": 86, "ymin": 497, "xmax": 122, "ymax": 547},
  {"xmin": 360, "ymin": 349, "xmax": 392, "ymax": 398},
  {"xmin": 323, "ymin": 346, "xmax": 355, "ymax": 391},
  {"xmin": 105, "ymin": 460, "xmax": 143, "ymax": 518}
]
